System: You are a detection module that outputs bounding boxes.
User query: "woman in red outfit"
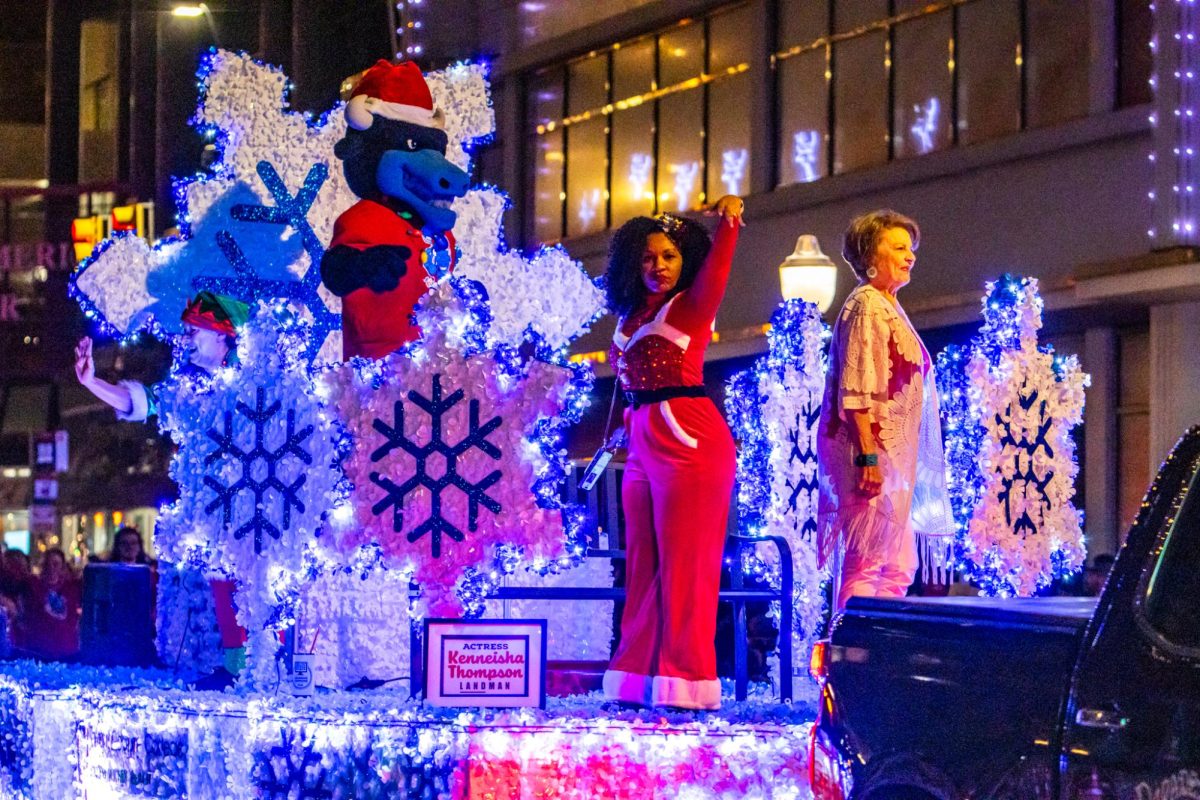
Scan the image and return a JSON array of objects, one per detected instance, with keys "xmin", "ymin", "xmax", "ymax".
[{"xmin": 602, "ymin": 195, "xmax": 744, "ymax": 710}]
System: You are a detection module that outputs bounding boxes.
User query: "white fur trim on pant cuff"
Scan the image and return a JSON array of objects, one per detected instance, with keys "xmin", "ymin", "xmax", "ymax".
[
  {"xmin": 602, "ymin": 669, "xmax": 652, "ymax": 706},
  {"xmin": 651, "ymin": 675, "xmax": 721, "ymax": 710},
  {"xmin": 115, "ymin": 380, "xmax": 149, "ymax": 422}
]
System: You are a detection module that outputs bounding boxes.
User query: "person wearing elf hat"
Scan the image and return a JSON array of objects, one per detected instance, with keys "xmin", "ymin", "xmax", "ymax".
[
  {"xmin": 74, "ymin": 291, "xmax": 249, "ymax": 422},
  {"xmin": 321, "ymin": 59, "xmax": 471, "ymax": 360}
]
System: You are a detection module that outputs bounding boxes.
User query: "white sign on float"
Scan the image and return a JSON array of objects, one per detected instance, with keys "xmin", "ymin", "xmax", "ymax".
[{"xmin": 424, "ymin": 619, "xmax": 546, "ymax": 708}]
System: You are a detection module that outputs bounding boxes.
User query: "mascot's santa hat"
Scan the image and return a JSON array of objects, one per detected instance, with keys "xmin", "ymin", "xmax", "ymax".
[{"xmin": 344, "ymin": 59, "xmax": 445, "ymax": 133}]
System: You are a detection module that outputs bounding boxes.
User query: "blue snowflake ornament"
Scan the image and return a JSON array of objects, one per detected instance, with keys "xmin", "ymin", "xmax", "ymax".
[
  {"xmin": 156, "ymin": 304, "xmax": 345, "ymax": 589},
  {"xmin": 319, "ymin": 282, "xmax": 585, "ymax": 617},
  {"xmin": 253, "ymin": 728, "xmax": 332, "ymax": 800}
]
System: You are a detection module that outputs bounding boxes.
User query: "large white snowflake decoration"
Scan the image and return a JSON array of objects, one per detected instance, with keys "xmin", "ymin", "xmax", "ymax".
[
  {"xmin": 725, "ymin": 300, "xmax": 830, "ymax": 688},
  {"xmin": 452, "ymin": 189, "xmax": 605, "ymax": 349},
  {"xmin": 319, "ymin": 282, "xmax": 584, "ymax": 617},
  {"xmin": 155, "ymin": 305, "xmax": 345, "ymax": 682},
  {"xmin": 961, "ymin": 276, "xmax": 1089, "ymax": 596},
  {"xmin": 70, "ymin": 49, "xmax": 600, "ymax": 361},
  {"xmin": 70, "ymin": 50, "xmax": 352, "ymax": 361}
]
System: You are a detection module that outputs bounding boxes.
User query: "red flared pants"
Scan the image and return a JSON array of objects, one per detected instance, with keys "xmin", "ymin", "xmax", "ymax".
[{"xmin": 603, "ymin": 395, "xmax": 736, "ymax": 710}]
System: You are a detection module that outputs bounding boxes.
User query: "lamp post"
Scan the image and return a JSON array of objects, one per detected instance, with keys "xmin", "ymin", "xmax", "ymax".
[{"xmin": 778, "ymin": 234, "xmax": 837, "ymax": 312}]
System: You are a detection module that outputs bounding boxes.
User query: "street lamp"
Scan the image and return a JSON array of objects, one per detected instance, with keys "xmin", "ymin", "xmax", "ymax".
[
  {"xmin": 778, "ymin": 234, "xmax": 838, "ymax": 312},
  {"xmin": 170, "ymin": 3, "xmax": 221, "ymax": 47}
]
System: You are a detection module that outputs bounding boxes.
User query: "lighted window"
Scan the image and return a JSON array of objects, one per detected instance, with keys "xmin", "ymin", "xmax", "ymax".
[
  {"xmin": 957, "ymin": 0, "xmax": 1021, "ymax": 146},
  {"xmin": 777, "ymin": 0, "xmax": 827, "ymax": 53},
  {"xmin": 834, "ymin": 0, "xmax": 887, "ymax": 33},
  {"xmin": 1025, "ymin": 0, "xmax": 1093, "ymax": 129},
  {"xmin": 565, "ymin": 54, "xmax": 609, "ymax": 237},
  {"xmin": 611, "ymin": 39, "xmax": 656, "ymax": 222},
  {"xmin": 776, "ymin": 0, "xmax": 829, "ymax": 188},
  {"xmin": 657, "ymin": 23, "xmax": 705, "ymax": 213},
  {"xmin": 527, "ymin": 69, "xmax": 565, "ymax": 242},
  {"xmin": 833, "ymin": 31, "xmax": 888, "ymax": 174},
  {"xmin": 707, "ymin": 6, "xmax": 754, "ymax": 200},
  {"xmin": 892, "ymin": 7, "xmax": 953, "ymax": 159},
  {"xmin": 523, "ymin": 4, "xmax": 754, "ymax": 242}
]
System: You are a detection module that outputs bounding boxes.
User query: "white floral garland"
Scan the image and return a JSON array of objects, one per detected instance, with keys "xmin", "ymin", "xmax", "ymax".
[
  {"xmin": 155, "ymin": 306, "xmax": 346, "ymax": 685},
  {"xmin": 2, "ymin": 661, "xmax": 814, "ymax": 800},
  {"xmin": 963, "ymin": 278, "xmax": 1089, "ymax": 595},
  {"xmin": 317, "ymin": 285, "xmax": 578, "ymax": 618},
  {"xmin": 452, "ymin": 188, "xmax": 606, "ymax": 350}
]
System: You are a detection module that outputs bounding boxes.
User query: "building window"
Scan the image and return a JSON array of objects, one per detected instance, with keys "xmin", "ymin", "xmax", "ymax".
[
  {"xmin": 892, "ymin": 3, "xmax": 953, "ymax": 159},
  {"xmin": 611, "ymin": 38, "xmax": 656, "ymax": 223},
  {"xmin": 79, "ymin": 19, "xmax": 119, "ymax": 184},
  {"xmin": 524, "ymin": 4, "xmax": 752, "ymax": 243},
  {"xmin": 1024, "ymin": 0, "xmax": 1093, "ymax": 129},
  {"xmin": 527, "ymin": 70, "xmax": 565, "ymax": 244},
  {"xmin": 1118, "ymin": 0, "xmax": 1153, "ymax": 108},
  {"xmin": 1117, "ymin": 328, "xmax": 1150, "ymax": 539},
  {"xmin": 707, "ymin": 5, "xmax": 754, "ymax": 200},
  {"xmin": 957, "ymin": 0, "xmax": 1021, "ymax": 146},
  {"xmin": 565, "ymin": 54, "xmax": 609, "ymax": 238},
  {"xmin": 775, "ymin": 0, "xmax": 1146, "ymax": 187},
  {"xmin": 832, "ymin": 31, "xmax": 889, "ymax": 173}
]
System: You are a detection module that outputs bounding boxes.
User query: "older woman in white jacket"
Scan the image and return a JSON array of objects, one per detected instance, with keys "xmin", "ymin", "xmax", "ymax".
[{"xmin": 817, "ymin": 209, "xmax": 955, "ymax": 610}]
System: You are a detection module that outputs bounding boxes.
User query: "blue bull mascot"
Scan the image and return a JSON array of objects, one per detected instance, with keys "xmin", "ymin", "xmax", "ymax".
[{"xmin": 321, "ymin": 60, "xmax": 470, "ymax": 360}]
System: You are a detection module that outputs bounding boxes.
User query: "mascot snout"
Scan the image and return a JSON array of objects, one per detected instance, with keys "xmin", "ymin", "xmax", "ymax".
[{"xmin": 376, "ymin": 149, "xmax": 469, "ymax": 235}]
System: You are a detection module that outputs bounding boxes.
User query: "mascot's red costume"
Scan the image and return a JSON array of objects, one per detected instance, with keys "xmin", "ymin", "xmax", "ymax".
[{"xmin": 322, "ymin": 60, "xmax": 470, "ymax": 360}]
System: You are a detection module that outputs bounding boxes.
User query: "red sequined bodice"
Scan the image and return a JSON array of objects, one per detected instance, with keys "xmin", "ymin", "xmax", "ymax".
[
  {"xmin": 612, "ymin": 295, "xmax": 704, "ymax": 391},
  {"xmin": 612, "ymin": 334, "xmax": 688, "ymax": 391}
]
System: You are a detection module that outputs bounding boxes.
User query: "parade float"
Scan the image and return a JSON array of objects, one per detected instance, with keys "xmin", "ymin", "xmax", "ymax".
[{"xmin": 0, "ymin": 50, "xmax": 815, "ymax": 800}]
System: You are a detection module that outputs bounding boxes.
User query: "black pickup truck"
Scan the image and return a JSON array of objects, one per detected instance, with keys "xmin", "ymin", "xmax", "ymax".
[{"xmin": 809, "ymin": 427, "xmax": 1200, "ymax": 800}]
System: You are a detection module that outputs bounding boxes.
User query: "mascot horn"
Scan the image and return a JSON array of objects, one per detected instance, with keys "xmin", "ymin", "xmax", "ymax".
[{"xmin": 321, "ymin": 60, "xmax": 471, "ymax": 360}]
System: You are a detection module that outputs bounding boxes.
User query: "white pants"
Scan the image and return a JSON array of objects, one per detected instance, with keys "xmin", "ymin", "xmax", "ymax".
[{"xmin": 836, "ymin": 526, "xmax": 918, "ymax": 610}]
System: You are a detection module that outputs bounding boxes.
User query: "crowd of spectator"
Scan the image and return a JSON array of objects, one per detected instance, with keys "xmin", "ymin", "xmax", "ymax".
[{"xmin": 0, "ymin": 526, "xmax": 154, "ymax": 661}]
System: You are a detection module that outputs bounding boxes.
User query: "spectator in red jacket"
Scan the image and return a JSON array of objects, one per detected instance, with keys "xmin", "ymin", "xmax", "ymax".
[{"xmin": 25, "ymin": 548, "xmax": 82, "ymax": 661}]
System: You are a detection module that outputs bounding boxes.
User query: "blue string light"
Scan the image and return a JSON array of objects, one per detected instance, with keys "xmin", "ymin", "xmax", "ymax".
[
  {"xmin": 725, "ymin": 299, "xmax": 829, "ymax": 636},
  {"xmin": 934, "ymin": 273, "xmax": 1086, "ymax": 595}
]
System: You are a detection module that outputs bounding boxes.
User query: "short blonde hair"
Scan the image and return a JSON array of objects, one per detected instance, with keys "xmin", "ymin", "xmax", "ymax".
[{"xmin": 841, "ymin": 209, "xmax": 921, "ymax": 280}]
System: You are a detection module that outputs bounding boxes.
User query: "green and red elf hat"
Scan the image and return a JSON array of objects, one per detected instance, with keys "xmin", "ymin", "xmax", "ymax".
[{"xmin": 181, "ymin": 291, "xmax": 250, "ymax": 336}]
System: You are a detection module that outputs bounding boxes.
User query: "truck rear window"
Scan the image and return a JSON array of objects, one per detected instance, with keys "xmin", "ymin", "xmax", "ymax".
[{"xmin": 1143, "ymin": 464, "xmax": 1200, "ymax": 650}]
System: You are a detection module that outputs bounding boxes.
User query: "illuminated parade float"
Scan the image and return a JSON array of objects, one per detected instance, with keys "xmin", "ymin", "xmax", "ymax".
[{"xmin": 0, "ymin": 27, "xmax": 1096, "ymax": 793}]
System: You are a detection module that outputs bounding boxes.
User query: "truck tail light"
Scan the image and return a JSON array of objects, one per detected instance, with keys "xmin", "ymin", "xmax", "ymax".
[
  {"xmin": 809, "ymin": 639, "xmax": 830, "ymax": 683},
  {"xmin": 809, "ymin": 726, "xmax": 852, "ymax": 800}
]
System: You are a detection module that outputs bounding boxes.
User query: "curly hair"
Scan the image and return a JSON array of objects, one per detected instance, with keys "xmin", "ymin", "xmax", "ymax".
[
  {"xmin": 841, "ymin": 209, "xmax": 920, "ymax": 280},
  {"xmin": 604, "ymin": 215, "xmax": 713, "ymax": 318}
]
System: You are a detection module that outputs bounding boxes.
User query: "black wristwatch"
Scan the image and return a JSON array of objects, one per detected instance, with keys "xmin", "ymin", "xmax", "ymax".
[{"xmin": 853, "ymin": 453, "xmax": 879, "ymax": 468}]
